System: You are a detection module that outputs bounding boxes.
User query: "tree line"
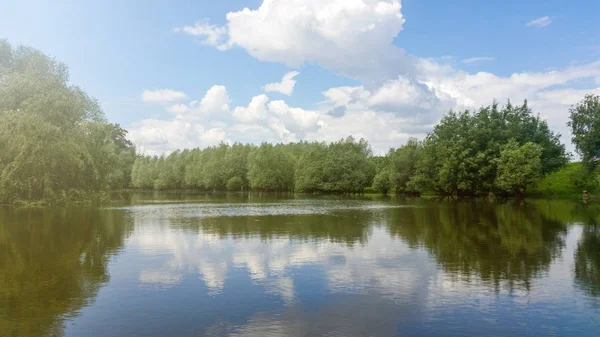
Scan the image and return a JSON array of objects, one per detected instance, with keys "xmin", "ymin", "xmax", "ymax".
[
  {"xmin": 4, "ymin": 40, "xmax": 600, "ymax": 203},
  {"xmin": 131, "ymin": 137, "xmax": 375, "ymax": 193},
  {"xmin": 131, "ymin": 100, "xmax": 570, "ymax": 197}
]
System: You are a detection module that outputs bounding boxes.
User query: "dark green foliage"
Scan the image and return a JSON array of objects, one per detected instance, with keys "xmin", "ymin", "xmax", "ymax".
[
  {"xmin": 0, "ymin": 41, "xmax": 135, "ymax": 204},
  {"xmin": 404, "ymin": 101, "xmax": 568, "ymax": 196},
  {"xmin": 295, "ymin": 137, "xmax": 375, "ymax": 194},
  {"xmin": 388, "ymin": 138, "xmax": 423, "ymax": 193}
]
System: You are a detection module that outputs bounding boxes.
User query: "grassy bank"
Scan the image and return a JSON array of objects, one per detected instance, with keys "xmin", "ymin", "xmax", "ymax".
[{"xmin": 531, "ymin": 162, "xmax": 598, "ymax": 197}]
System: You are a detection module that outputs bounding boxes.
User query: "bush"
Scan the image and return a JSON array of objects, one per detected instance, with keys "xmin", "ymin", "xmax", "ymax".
[
  {"xmin": 226, "ymin": 176, "xmax": 244, "ymax": 191},
  {"xmin": 532, "ymin": 162, "xmax": 596, "ymax": 196}
]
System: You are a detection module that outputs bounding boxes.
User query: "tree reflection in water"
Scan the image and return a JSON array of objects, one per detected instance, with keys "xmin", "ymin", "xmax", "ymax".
[{"xmin": 0, "ymin": 207, "xmax": 133, "ymax": 337}]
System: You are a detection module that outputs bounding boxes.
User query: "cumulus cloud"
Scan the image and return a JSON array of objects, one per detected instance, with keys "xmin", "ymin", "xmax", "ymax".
[
  {"xmin": 268, "ymin": 100, "xmax": 321, "ymax": 129},
  {"xmin": 131, "ymin": 59, "xmax": 600, "ymax": 155},
  {"xmin": 166, "ymin": 104, "xmax": 189, "ymax": 114},
  {"xmin": 142, "ymin": 89, "xmax": 187, "ymax": 102},
  {"xmin": 131, "ymin": 87, "xmax": 306, "ymax": 154},
  {"xmin": 196, "ymin": 85, "xmax": 231, "ymax": 115},
  {"xmin": 176, "ymin": 0, "xmax": 412, "ymax": 81},
  {"xmin": 527, "ymin": 16, "xmax": 552, "ymax": 28},
  {"xmin": 232, "ymin": 94, "xmax": 270, "ymax": 122},
  {"xmin": 133, "ymin": 63, "xmax": 600, "ymax": 155},
  {"xmin": 264, "ymin": 71, "xmax": 300, "ymax": 95},
  {"xmin": 131, "ymin": 0, "xmax": 600, "ymax": 155}
]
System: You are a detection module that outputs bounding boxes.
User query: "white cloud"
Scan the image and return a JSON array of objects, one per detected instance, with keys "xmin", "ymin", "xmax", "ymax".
[
  {"xmin": 166, "ymin": 104, "xmax": 189, "ymax": 114},
  {"xmin": 268, "ymin": 117, "xmax": 297, "ymax": 142},
  {"xmin": 264, "ymin": 71, "xmax": 300, "ymax": 95},
  {"xmin": 160, "ymin": 86, "xmax": 231, "ymax": 117},
  {"xmin": 132, "ymin": 1, "xmax": 600, "ymax": 155},
  {"xmin": 196, "ymin": 85, "xmax": 231, "ymax": 115},
  {"xmin": 128, "ymin": 118, "xmax": 203, "ymax": 155},
  {"xmin": 177, "ymin": 0, "xmax": 410, "ymax": 81},
  {"xmin": 367, "ymin": 77, "xmax": 442, "ymax": 114},
  {"xmin": 232, "ymin": 94, "xmax": 270, "ymax": 122},
  {"xmin": 268, "ymin": 100, "xmax": 321, "ymax": 129},
  {"xmin": 527, "ymin": 16, "xmax": 552, "ymax": 28},
  {"xmin": 142, "ymin": 89, "xmax": 187, "ymax": 102},
  {"xmin": 462, "ymin": 56, "xmax": 496, "ymax": 64},
  {"xmin": 131, "ymin": 58, "xmax": 600, "ymax": 155},
  {"xmin": 173, "ymin": 20, "xmax": 229, "ymax": 51}
]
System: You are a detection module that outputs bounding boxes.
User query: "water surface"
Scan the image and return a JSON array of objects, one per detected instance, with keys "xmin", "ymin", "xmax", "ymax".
[{"xmin": 1, "ymin": 194, "xmax": 599, "ymax": 336}]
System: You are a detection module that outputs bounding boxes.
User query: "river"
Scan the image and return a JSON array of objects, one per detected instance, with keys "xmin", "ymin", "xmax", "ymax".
[{"xmin": 1, "ymin": 193, "xmax": 599, "ymax": 336}]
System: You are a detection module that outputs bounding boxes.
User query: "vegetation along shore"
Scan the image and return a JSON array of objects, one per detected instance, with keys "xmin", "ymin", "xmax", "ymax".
[{"xmin": 2, "ymin": 40, "xmax": 600, "ymax": 204}]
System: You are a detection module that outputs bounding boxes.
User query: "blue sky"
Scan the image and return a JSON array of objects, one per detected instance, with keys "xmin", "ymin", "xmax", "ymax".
[{"xmin": 2, "ymin": 0, "xmax": 599, "ymax": 154}]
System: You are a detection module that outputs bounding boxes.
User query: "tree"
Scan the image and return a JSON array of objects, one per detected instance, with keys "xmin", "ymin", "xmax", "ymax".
[
  {"xmin": 388, "ymin": 138, "xmax": 422, "ymax": 193},
  {"xmin": 223, "ymin": 143, "xmax": 252, "ymax": 190},
  {"xmin": 568, "ymin": 94, "xmax": 600, "ymax": 167},
  {"xmin": 226, "ymin": 176, "xmax": 244, "ymax": 191},
  {"xmin": 372, "ymin": 171, "xmax": 391, "ymax": 195},
  {"xmin": 0, "ymin": 40, "xmax": 128, "ymax": 203},
  {"xmin": 495, "ymin": 141, "xmax": 543, "ymax": 196},
  {"xmin": 295, "ymin": 142, "xmax": 327, "ymax": 193},
  {"xmin": 408, "ymin": 101, "xmax": 567, "ymax": 196},
  {"xmin": 247, "ymin": 144, "xmax": 295, "ymax": 192}
]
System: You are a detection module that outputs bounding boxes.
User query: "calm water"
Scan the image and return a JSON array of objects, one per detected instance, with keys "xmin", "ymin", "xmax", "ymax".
[{"xmin": 1, "ymin": 194, "xmax": 599, "ymax": 337}]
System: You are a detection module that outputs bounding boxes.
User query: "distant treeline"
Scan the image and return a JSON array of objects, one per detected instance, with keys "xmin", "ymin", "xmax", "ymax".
[
  {"xmin": 4, "ymin": 40, "xmax": 600, "ymax": 204},
  {"xmin": 132, "ymin": 101, "xmax": 569, "ymax": 197},
  {"xmin": 132, "ymin": 137, "xmax": 374, "ymax": 193}
]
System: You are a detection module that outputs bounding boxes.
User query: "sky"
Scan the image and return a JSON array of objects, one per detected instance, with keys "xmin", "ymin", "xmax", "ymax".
[{"xmin": 2, "ymin": 0, "xmax": 600, "ymax": 155}]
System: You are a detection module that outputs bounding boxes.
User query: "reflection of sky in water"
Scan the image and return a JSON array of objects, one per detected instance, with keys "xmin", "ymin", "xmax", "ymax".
[
  {"xmin": 109, "ymin": 200, "xmax": 414, "ymax": 219},
  {"xmin": 63, "ymin": 202, "xmax": 600, "ymax": 337}
]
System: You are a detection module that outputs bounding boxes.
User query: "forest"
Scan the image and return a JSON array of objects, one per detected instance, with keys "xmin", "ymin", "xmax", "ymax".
[{"xmin": 2, "ymin": 40, "xmax": 600, "ymax": 204}]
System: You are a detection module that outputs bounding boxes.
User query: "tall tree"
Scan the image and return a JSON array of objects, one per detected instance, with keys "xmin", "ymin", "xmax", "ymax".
[
  {"xmin": 495, "ymin": 141, "xmax": 543, "ymax": 196},
  {"xmin": 568, "ymin": 94, "xmax": 600, "ymax": 167},
  {"xmin": 0, "ymin": 40, "xmax": 129, "ymax": 203}
]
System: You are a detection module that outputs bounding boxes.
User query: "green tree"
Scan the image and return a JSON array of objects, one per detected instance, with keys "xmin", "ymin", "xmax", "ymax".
[
  {"xmin": 372, "ymin": 171, "xmax": 391, "ymax": 195},
  {"xmin": 409, "ymin": 101, "xmax": 567, "ymax": 196},
  {"xmin": 388, "ymin": 138, "xmax": 422, "ymax": 193},
  {"xmin": 295, "ymin": 142, "xmax": 327, "ymax": 193},
  {"xmin": 0, "ymin": 40, "xmax": 128, "ymax": 203},
  {"xmin": 568, "ymin": 94, "xmax": 600, "ymax": 167},
  {"xmin": 226, "ymin": 176, "xmax": 244, "ymax": 191},
  {"xmin": 247, "ymin": 143, "xmax": 295, "ymax": 192},
  {"xmin": 495, "ymin": 141, "xmax": 543, "ymax": 196}
]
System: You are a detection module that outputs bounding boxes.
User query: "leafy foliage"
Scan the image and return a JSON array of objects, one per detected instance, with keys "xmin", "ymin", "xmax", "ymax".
[
  {"xmin": 532, "ymin": 162, "xmax": 600, "ymax": 196},
  {"xmin": 0, "ymin": 40, "xmax": 577, "ymax": 201},
  {"xmin": 131, "ymin": 137, "xmax": 375, "ymax": 194},
  {"xmin": 568, "ymin": 94, "xmax": 600, "ymax": 167},
  {"xmin": 402, "ymin": 101, "xmax": 567, "ymax": 196},
  {"xmin": 495, "ymin": 141, "xmax": 542, "ymax": 195},
  {"xmin": 0, "ymin": 41, "xmax": 134, "ymax": 204}
]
